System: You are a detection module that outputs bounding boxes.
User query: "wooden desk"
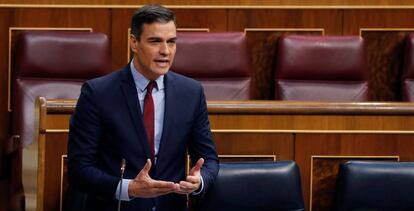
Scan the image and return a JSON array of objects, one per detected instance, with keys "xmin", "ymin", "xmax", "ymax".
[{"xmin": 35, "ymin": 97, "xmax": 414, "ymax": 211}]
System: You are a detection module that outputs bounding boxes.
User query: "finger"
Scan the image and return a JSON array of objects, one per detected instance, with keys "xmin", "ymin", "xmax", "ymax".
[
  {"xmin": 179, "ymin": 181, "xmax": 193, "ymax": 188},
  {"xmin": 141, "ymin": 159, "xmax": 152, "ymax": 174},
  {"xmin": 189, "ymin": 158, "xmax": 204, "ymax": 175},
  {"xmin": 153, "ymin": 186, "xmax": 179, "ymax": 194},
  {"xmin": 150, "ymin": 180, "xmax": 178, "ymax": 189},
  {"xmin": 179, "ymin": 181, "xmax": 197, "ymax": 191},
  {"xmin": 185, "ymin": 175, "xmax": 200, "ymax": 184}
]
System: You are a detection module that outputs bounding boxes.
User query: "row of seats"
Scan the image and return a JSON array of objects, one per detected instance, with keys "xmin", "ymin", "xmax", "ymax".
[
  {"xmin": 174, "ymin": 32, "xmax": 414, "ymax": 102},
  {"xmin": 196, "ymin": 160, "xmax": 414, "ymax": 211},
  {"xmin": 10, "ymin": 31, "xmax": 414, "ymax": 154},
  {"xmin": 172, "ymin": 32, "xmax": 371, "ymax": 101},
  {"xmin": 12, "ymin": 31, "xmax": 414, "ymax": 106}
]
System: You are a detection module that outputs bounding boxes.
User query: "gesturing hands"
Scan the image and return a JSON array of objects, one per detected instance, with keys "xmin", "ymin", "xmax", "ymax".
[
  {"xmin": 128, "ymin": 158, "xmax": 205, "ymax": 198},
  {"xmin": 128, "ymin": 159, "xmax": 179, "ymax": 198}
]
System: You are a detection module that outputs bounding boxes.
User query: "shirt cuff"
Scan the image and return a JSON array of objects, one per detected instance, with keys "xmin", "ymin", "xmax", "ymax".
[
  {"xmin": 115, "ymin": 179, "xmax": 133, "ymax": 201},
  {"xmin": 191, "ymin": 175, "xmax": 204, "ymax": 195}
]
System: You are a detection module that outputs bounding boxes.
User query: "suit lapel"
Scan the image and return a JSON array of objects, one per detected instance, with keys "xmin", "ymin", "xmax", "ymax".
[
  {"xmin": 157, "ymin": 72, "xmax": 175, "ymax": 162},
  {"xmin": 120, "ymin": 66, "xmax": 151, "ymax": 159}
]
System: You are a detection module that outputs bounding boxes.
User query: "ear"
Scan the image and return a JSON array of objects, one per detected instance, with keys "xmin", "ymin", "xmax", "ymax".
[{"xmin": 130, "ymin": 34, "xmax": 139, "ymax": 54}]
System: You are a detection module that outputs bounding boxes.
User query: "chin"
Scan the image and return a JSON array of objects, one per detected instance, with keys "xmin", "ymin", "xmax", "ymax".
[
  {"xmin": 157, "ymin": 68, "xmax": 170, "ymax": 75},
  {"xmin": 149, "ymin": 70, "xmax": 168, "ymax": 78}
]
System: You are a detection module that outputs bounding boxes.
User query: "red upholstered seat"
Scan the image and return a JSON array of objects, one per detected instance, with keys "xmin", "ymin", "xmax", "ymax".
[
  {"xmin": 8, "ymin": 31, "xmax": 111, "ymax": 210},
  {"xmin": 402, "ymin": 34, "xmax": 414, "ymax": 101},
  {"xmin": 275, "ymin": 35, "xmax": 369, "ymax": 101},
  {"xmin": 12, "ymin": 31, "xmax": 111, "ymax": 147},
  {"xmin": 171, "ymin": 32, "xmax": 252, "ymax": 100}
]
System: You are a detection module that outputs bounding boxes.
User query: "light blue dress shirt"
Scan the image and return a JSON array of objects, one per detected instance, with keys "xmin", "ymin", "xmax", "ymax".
[{"xmin": 115, "ymin": 62, "xmax": 164, "ymax": 201}]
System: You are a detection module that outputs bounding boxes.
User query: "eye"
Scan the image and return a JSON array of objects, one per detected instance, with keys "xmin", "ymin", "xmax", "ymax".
[
  {"xmin": 148, "ymin": 38, "xmax": 162, "ymax": 44},
  {"xmin": 168, "ymin": 38, "xmax": 177, "ymax": 43}
]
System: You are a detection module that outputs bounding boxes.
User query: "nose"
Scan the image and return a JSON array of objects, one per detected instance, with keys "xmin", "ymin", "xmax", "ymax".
[{"xmin": 159, "ymin": 42, "xmax": 170, "ymax": 56}]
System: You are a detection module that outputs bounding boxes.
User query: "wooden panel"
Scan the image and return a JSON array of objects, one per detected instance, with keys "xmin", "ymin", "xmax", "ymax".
[
  {"xmin": 38, "ymin": 133, "xmax": 68, "ymax": 211},
  {"xmin": 0, "ymin": 9, "xmax": 12, "ymax": 176},
  {"xmin": 344, "ymin": 9, "xmax": 414, "ymax": 35},
  {"xmin": 362, "ymin": 30, "xmax": 414, "ymax": 101},
  {"xmin": 228, "ymin": 9, "xmax": 342, "ymax": 34},
  {"xmin": 0, "ymin": 8, "xmax": 12, "ymax": 211},
  {"xmin": 44, "ymin": 114, "xmax": 72, "ymax": 130},
  {"xmin": 61, "ymin": 156, "xmax": 68, "ymax": 211},
  {"xmin": 111, "ymin": 9, "xmax": 134, "ymax": 70},
  {"xmin": 11, "ymin": 8, "xmax": 110, "ymax": 31},
  {"xmin": 4, "ymin": 0, "xmax": 414, "ymax": 6},
  {"xmin": 218, "ymin": 155, "xmax": 276, "ymax": 162},
  {"xmin": 174, "ymin": 9, "xmax": 227, "ymax": 32},
  {"xmin": 213, "ymin": 133, "xmax": 294, "ymax": 160},
  {"xmin": 210, "ymin": 114, "xmax": 414, "ymax": 130},
  {"xmin": 295, "ymin": 134, "xmax": 414, "ymax": 211}
]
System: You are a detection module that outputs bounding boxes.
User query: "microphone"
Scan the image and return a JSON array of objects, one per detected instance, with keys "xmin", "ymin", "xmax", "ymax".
[{"xmin": 118, "ymin": 158, "xmax": 126, "ymax": 211}]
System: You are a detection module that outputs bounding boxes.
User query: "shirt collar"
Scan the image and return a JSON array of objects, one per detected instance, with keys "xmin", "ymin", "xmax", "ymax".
[{"xmin": 130, "ymin": 61, "xmax": 165, "ymax": 92}]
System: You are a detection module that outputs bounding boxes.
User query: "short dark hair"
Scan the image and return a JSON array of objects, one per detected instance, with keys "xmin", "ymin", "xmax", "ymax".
[{"xmin": 131, "ymin": 4, "xmax": 176, "ymax": 40}]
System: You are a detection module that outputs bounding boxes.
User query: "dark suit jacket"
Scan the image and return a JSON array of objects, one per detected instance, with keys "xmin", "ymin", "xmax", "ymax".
[{"xmin": 67, "ymin": 65, "xmax": 219, "ymax": 211}]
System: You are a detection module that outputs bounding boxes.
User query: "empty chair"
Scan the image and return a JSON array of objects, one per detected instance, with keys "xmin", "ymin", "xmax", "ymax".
[
  {"xmin": 275, "ymin": 35, "xmax": 369, "ymax": 101},
  {"xmin": 171, "ymin": 32, "xmax": 252, "ymax": 100},
  {"xmin": 334, "ymin": 161, "xmax": 414, "ymax": 211},
  {"xmin": 197, "ymin": 161, "xmax": 305, "ymax": 211},
  {"xmin": 402, "ymin": 33, "xmax": 414, "ymax": 101},
  {"xmin": 7, "ymin": 31, "xmax": 111, "ymax": 210}
]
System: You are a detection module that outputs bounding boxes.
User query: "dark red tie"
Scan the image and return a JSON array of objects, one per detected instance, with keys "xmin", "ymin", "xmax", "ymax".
[{"xmin": 143, "ymin": 81, "xmax": 156, "ymax": 160}]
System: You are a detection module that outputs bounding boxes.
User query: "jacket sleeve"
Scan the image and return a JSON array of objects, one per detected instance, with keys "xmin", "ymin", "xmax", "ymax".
[
  {"xmin": 67, "ymin": 82, "xmax": 119, "ymax": 199},
  {"xmin": 188, "ymin": 86, "xmax": 219, "ymax": 198}
]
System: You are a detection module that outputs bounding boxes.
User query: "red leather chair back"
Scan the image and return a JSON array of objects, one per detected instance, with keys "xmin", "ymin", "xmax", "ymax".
[
  {"xmin": 402, "ymin": 34, "xmax": 414, "ymax": 101},
  {"xmin": 12, "ymin": 31, "xmax": 111, "ymax": 147},
  {"xmin": 8, "ymin": 30, "xmax": 111, "ymax": 211},
  {"xmin": 171, "ymin": 32, "xmax": 252, "ymax": 100},
  {"xmin": 275, "ymin": 35, "xmax": 369, "ymax": 101}
]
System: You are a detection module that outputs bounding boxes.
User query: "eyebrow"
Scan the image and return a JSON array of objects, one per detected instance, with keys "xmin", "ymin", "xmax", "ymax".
[
  {"xmin": 147, "ymin": 37, "xmax": 162, "ymax": 42},
  {"xmin": 146, "ymin": 36, "xmax": 177, "ymax": 42},
  {"xmin": 168, "ymin": 37, "xmax": 177, "ymax": 42}
]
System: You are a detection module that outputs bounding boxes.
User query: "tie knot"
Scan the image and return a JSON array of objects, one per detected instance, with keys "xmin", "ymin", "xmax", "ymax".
[{"xmin": 146, "ymin": 81, "xmax": 156, "ymax": 94}]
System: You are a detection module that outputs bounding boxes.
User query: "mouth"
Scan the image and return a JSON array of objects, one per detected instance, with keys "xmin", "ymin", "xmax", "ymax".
[{"xmin": 154, "ymin": 59, "xmax": 170, "ymax": 67}]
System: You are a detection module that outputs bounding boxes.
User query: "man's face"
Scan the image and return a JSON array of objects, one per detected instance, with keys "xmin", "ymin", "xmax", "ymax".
[{"xmin": 131, "ymin": 21, "xmax": 177, "ymax": 80}]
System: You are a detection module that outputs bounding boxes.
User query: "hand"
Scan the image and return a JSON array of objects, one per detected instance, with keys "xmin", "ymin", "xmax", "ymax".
[
  {"xmin": 128, "ymin": 159, "xmax": 179, "ymax": 198},
  {"xmin": 176, "ymin": 158, "xmax": 204, "ymax": 195}
]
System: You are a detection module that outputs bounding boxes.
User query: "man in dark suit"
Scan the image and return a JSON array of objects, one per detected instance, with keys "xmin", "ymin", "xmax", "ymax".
[{"xmin": 67, "ymin": 4, "xmax": 219, "ymax": 211}]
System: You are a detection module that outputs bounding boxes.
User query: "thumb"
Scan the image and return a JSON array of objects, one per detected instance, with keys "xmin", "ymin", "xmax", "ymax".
[
  {"xmin": 190, "ymin": 158, "xmax": 204, "ymax": 175},
  {"xmin": 141, "ymin": 159, "xmax": 152, "ymax": 174}
]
